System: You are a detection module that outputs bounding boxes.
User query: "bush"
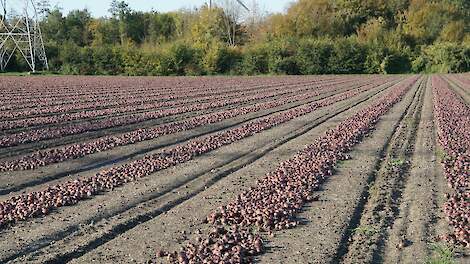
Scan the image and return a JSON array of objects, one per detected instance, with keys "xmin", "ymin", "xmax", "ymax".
[
  {"xmin": 419, "ymin": 42, "xmax": 470, "ymax": 73},
  {"xmin": 58, "ymin": 43, "xmax": 96, "ymax": 75},
  {"xmin": 267, "ymin": 38, "xmax": 300, "ymax": 75},
  {"xmin": 203, "ymin": 40, "xmax": 242, "ymax": 75},
  {"xmin": 58, "ymin": 41, "xmax": 81, "ymax": 66},
  {"xmin": 76, "ymin": 47, "xmax": 95, "ymax": 75},
  {"xmin": 381, "ymin": 54, "xmax": 411, "ymax": 74},
  {"xmin": 296, "ymin": 38, "xmax": 333, "ymax": 75},
  {"xmin": 164, "ymin": 42, "xmax": 203, "ymax": 75},
  {"xmin": 44, "ymin": 43, "xmax": 60, "ymax": 71},
  {"xmin": 92, "ymin": 45, "xmax": 123, "ymax": 75},
  {"xmin": 241, "ymin": 44, "xmax": 269, "ymax": 75},
  {"xmin": 364, "ymin": 43, "xmax": 388, "ymax": 74},
  {"xmin": 328, "ymin": 38, "xmax": 367, "ymax": 74},
  {"xmin": 121, "ymin": 46, "xmax": 160, "ymax": 76}
]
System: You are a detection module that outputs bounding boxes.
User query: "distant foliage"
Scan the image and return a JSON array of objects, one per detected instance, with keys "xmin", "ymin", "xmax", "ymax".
[
  {"xmin": 296, "ymin": 38, "xmax": 333, "ymax": 75},
  {"xmin": 328, "ymin": 38, "xmax": 367, "ymax": 74},
  {"xmin": 4, "ymin": 0, "xmax": 468, "ymax": 75},
  {"xmin": 241, "ymin": 44, "xmax": 270, "ymax": 75},
  {"xmin": 415, "ymin": 42, "xmax": 470, "ymax": 73}
]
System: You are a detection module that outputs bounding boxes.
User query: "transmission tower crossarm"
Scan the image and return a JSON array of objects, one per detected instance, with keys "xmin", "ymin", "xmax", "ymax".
[{"xmin": 0, "ymin": 0, "xmax": 49, "ymax": 72}]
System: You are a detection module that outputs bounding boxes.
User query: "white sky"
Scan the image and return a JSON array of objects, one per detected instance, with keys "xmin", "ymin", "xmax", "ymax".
[{"xmin": 53, "ymin": 0, "xmax": 293, "ymax": 17}]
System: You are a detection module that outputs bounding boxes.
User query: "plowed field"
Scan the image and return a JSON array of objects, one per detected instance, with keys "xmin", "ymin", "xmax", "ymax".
[{"xmin": 0, "ymin": 75, "xmax": 468, "ymax": 264}]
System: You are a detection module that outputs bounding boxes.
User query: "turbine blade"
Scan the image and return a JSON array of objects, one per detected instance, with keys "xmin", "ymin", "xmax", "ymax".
[{"xmin": 235, "ymin": 0, "xmax": 250, "ymax": 11}]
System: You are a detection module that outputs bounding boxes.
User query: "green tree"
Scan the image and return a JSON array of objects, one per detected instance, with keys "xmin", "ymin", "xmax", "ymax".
[
  {"xmin": 328, "ymin": 37, "xmax": 366, "ymax": 74},
  {"xmin": 242, "ymin": 43, "xmax": 269, "ymax": 75},
  {"xmin": 148, "ymin": 13, "xmax": 178, "ymax": 42},
  {"xmin": 296, "ymin": 38, "xmax": 333, "ymax": 74},
  {"xmin": 203, "ymin": 39, "xmax": 242, "ymax": 74},
  {"xmin": 41, "ymin": 8, "xmax": 67, "ymax": 44},
  {"xmin": 404, "ymin": 0, "xmax": 462, "ymax": 45},
  {"xmin": 64, "ymin": 9, "xmax": 93, "ymax": 46}
]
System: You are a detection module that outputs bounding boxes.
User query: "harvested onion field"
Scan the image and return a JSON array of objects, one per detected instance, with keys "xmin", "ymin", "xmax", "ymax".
[{"xmin": 0, "ymin": 75, "xmax": 468, "ymax": 264}]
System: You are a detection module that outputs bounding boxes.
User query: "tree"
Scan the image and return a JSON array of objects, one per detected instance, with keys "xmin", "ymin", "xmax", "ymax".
[
  {"xmin": 284, "ymin": 0, "xmax": 343, "ymax": 37},
  {"xmin": 148, "ymin": 13, "xmax": 178, "ymax": 42},
  {"xmin": 109, "ymin": 0, "xmax": 131, "ymax": 17},
  {"xmin": 88, "ymin": 18, "xmax": 120, "ymax": 46},
  {"xmin": 109, "ymin": 0, "xmax": 133, "ymax": 44},
  {"xmin": 328, "ymin": 37, "xmax": 366, "ymax": 74},
  {"xmin": 36, "ymin": 0, "xmax": 51, "ymax": 16},
  {"xmin": 217, "ymin": 0, "xmax": 248, "ymax": 46},
  {"xmin": 440, "ymin": 20, "xmax": 466, "ymax": 43},
  {"xmin": 404, "ymin": 0, "xmax": 461, "ymax": 45},
  {"xmin": 190, "ymin": 6, "xmax": 226, "ymax": 49},
  {"xmin": 41, "ymin": 8, "xmax": 66, "ymax": 44},
  {"xmin": 64, "ymin": 9, "xmax": 92, "ymax": 46}
]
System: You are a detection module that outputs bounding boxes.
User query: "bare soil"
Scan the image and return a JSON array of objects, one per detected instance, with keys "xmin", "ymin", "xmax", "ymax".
[
  {"xmin": 1, "ymin": 76, "xmax": 467, "ymax": 264},
  {"xmin": 0, "ymin": 80, "xmax": 394, "ymax": 263}
]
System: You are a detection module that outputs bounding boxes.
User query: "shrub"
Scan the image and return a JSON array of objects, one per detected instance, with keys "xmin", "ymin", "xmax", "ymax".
[
  {"xmin": 203, "ymin": 40, "xmax": 242, "ymax": 75},
  {"xmin": 421, "ymin": 42, "xmax": 470, "ymax": 73},
  {"xmin": 296, "ymin": 38, "xmax": 333, "ymax": 75},
  {"xmin": 92, "ymin": 45, "xmax": 123, "ymax": 75},
  {"xmin": 121, "ymin": 46, "xmax": 160, "ymax": 76},
  {"xmin": 266, "ymin": 38, "xmax": 300, "ymax": 75},
  {"xmin": 241, "ymin": 44, "xmax": 269, "ymax": 75},
  {"xmin": 165, "ymin": 42, "xmax": 202, "ymax": 76},
  {"xmin": 328, "ymin": 38, "xmax": 366, "ymax": 74},
  {"xmin": 381, "ymin": 54, "xmax": 411, "ymax": 74}
]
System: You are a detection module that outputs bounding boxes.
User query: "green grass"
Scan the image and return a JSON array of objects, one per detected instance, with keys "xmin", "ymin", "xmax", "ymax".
[
  {"xmin": 388, "ymin": 158, "xmax": 406, "ymax": 167},
  {"xmin": 353, "ymin": 225, "xmax": 377, "ymax": 237},
  {"xmin": 425, "ymin": 243, "xmax": 456, "ymax": 264},
  {"xmin": 0, "ymin": 71, "xmax": 59, "ymax": 76}
]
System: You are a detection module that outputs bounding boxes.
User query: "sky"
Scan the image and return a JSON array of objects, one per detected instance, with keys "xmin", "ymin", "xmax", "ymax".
[{"xmin": 53, "ymin": 0, "xmax": 293, "ymax": 17}]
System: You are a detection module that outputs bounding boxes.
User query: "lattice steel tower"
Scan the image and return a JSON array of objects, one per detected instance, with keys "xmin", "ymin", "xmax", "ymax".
[{"xmin": 0, "ymin": 0, "xmax": 48, "ymax": 72}]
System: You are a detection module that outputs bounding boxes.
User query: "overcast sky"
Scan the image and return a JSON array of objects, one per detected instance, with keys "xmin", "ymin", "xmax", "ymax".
[{"xmin": 53, "ymin": 0, "xmax": 292, "ymax": 17}]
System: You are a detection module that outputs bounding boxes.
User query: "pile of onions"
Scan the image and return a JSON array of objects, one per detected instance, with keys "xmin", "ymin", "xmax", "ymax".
[{"xmin": 432, "ymin": 76, "xmax": 469, "ymax": 248}]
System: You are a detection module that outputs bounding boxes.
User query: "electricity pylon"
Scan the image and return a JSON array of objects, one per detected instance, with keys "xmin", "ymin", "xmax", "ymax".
[{"xmin": 0, "ymin": 0, "xmax": 48, "ymax": 72}]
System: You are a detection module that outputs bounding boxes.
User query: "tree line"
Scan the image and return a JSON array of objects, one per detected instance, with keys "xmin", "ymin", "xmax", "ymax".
[{"xmin": 4, "ymin": 0, "xmax": 470, "ymax": 75}]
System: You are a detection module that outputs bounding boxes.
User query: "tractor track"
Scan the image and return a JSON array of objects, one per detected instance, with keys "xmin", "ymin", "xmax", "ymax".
[
  {"xmin": 255, "ymin": 76, "xmax": 423, "ymax": 264},
  {"xmin": 337, "ymin": 75, "xmax": 426, "ymax": 263}
]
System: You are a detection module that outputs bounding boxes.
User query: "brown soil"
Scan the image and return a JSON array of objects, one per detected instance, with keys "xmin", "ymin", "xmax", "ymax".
[
  {"xmin": 0, "ymin": 80, "xmax": 395, "ymax": 263},
  {"xmin": 2, "ymin": 76, "xmax": 466, "ymax": 264},
  {"xmin": 0, "ymin": 80, "xmax": 394, "ymax": 199},
  {"xmin": 257, "ymin": 76, "xmax": 424, "ymax": 264}
]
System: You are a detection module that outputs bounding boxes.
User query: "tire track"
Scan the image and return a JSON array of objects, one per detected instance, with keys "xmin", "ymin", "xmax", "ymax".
[
  {"xmin": 382, "ymin": 72, "xmax": 454, "ymax": 264},
  {"xmin": 253, "ymin": 76, "xmax": 423, "ymax": 264},
  {"xmin": 337, "ymin": 76, "xmax": 426, "ymax": 263}
]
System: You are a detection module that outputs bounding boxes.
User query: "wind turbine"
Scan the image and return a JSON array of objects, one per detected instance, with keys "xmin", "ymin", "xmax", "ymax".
[{"xmin": 235, "ymin": 0, "xmax": 249, "ymax": 11}]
